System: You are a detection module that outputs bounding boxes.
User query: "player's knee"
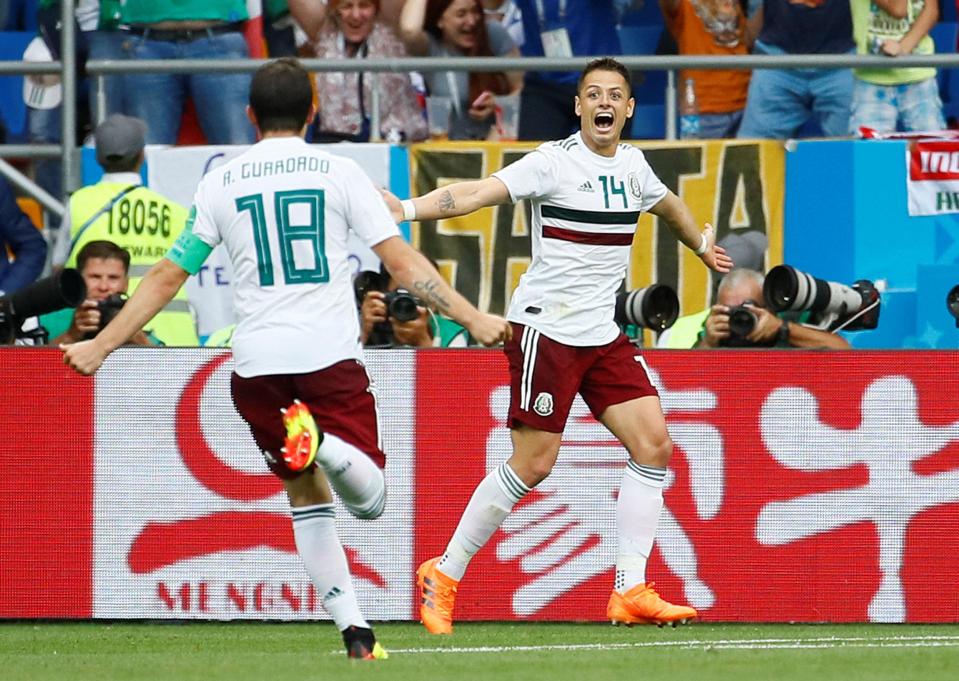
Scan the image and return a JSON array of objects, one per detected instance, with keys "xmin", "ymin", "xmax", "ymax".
[
  {"xmin": 631, "ymin": 432, "xmax": 673, "ymax": 469},
  {"xmin": 522, "ymin": 458, "xmax": 555, "ymax": 487},
  {"xmin": 650, "ymin": 433, "xmax": 674, "ymax": 467},
  {"xmin": 348, "ymin": 492, "xmax": 386, "ymax": 520}
]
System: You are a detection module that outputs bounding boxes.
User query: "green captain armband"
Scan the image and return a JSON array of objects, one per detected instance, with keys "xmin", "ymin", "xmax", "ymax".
[{"xmin": 166, "ymin": 209, "xmax": 213, "ymax": 274}]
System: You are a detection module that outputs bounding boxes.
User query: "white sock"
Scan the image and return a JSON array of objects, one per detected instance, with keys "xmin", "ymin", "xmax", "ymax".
[
  {"xmin": 291, "ymin": 504, "xmax": 369, "ymax": 631},
  {"xmin": 315, "ymin": 433, "xmax": 386, "ymax": 519},
  {"xmin": 614, "ymin": 461, "xmax": 666, "ymax": 594},
  {"xmin": 437, "ymin": 462, "xmax": 530, "ymax": 581}
]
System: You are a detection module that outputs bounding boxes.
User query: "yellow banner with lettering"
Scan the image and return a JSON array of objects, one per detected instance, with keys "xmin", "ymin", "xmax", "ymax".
[{"xmin": 409, "ymin": 140, "xmax": 784, "ymax": 325}]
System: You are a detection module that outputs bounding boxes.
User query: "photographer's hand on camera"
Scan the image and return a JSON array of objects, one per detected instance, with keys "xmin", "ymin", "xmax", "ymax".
[
  {"xmin": 359, "ymin": 290, "xmax": 389, "ymax": 345},
  {"xmin": 700, "ymin": 304, "xmax": 731, "ymax": 348},
  {"xmin": 746, "ymin": 306, "xmax": 786, "ymax": 345},
  {"xmin": 390, "ymin": 305, "xmax": 433, "ymax": 348},
  {"xmin": 65, "ymin": 300, "xmax": 103, "ymax": 342}
]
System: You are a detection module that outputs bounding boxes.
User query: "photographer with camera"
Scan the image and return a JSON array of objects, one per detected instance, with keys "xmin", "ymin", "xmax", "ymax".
[
  {"xmin": 695, "ymin": 267, "xmax": 850, "ymax": 349},
  {"xmin": 43, "ymin": 240, "xmax": 155, "ymax": 346},
  {"xmin": 50, "ymin": 114, "xmax": 197, "ymax": 346},
  {"xmin": 356, "ymin": 263, "xmax": 470, "ymax": 348}
]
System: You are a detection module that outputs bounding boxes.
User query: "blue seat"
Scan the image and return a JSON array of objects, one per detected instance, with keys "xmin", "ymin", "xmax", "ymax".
[
  {"xmin": 618, "ymin": 25, "xmax": 663, "ymax": 55},
  {"xmin": 631, "ymin": 104, "xmax": 666, "ymax": 139},
  {"xmin": 619, "ymin": 25, "xmax": 667, "ymax": 104},
  {"xmin": 942, "ymin": 1, "xmax": 956, "ymax": 22},
  {"xmin": 635, "ymin": 70, "xmax": 667, "ymax": 104},
  {"xmin": 619, "ymin": 0, "xmax": 666, "ymax": 27},
  {"xmin": 0, "ymin": 31, "xmax": 36, "ymax": 142}
]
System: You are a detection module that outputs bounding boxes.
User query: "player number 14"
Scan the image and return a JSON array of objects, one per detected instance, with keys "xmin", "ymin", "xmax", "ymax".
[{"xmin": 598, "ymin": 175, "xmax": 627, "ymax": 210}]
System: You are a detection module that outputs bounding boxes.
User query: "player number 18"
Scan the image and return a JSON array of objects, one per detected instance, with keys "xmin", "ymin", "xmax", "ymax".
[{"xmin": 235, "ymin": 189, "xmax": 330, "ymax": 286}]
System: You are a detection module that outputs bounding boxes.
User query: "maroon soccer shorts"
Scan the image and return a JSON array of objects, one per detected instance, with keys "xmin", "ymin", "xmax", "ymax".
[
  {"xmin": 230, "ymin": 359, "xmax": 385, "ymax": 479},
  {"xmin": 503, "ymin": 322, "xmax": 659, "ymax": 433}
]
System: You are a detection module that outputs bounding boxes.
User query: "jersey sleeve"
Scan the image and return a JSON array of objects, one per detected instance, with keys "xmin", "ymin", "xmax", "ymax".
[
  {"xmin": 341, "ymin": 159, "xmax": 402, "ymax": 248},
  {"xmin": 492, "ymin": 145, "xmax": 558, "ymax": 202},
  {"xmin": 637, "ymin": 155, "xmax": 669, "ymax": 212},
  {"xmin": 165, "ymin": 177, "xmax": 219, "ymax": 275}
]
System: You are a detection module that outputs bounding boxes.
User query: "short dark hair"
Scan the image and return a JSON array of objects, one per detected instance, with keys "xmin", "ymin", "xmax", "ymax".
[
  {"xmin": 77, "ymin": 240, "xmax": 130, "ymax": 273},
  {"xmin": 249, "ymin": 58, "xmax": 314, "ymax": 133},
  {"xmin": 101, "ymin": 151, "xmax": 142, "ymax": 174},
  {"xmin": 577, "ymin": 57, "xmax": 632, "ymax": 97}
]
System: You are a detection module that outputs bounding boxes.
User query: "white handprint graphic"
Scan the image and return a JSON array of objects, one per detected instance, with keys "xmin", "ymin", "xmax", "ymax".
[
  {"xmin": 486, "ymin": 367, "xmax": 724, "ymax": 617},
  {"xmin": 756, "ymin": 375, "xmax": 959, "ymax": 622}
]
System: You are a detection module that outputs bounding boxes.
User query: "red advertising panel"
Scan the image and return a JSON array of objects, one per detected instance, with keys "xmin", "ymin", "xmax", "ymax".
[
  {"xmin": 3, "ymin": 348, "xmax": 959, "ymax": 623},
  {"xmin": 0, "ymin": 349, "xmax": 95, "ymax": 617},
  {"xmin": 415, "ymin": 350, "xmax": 959, "ymax": 623}
]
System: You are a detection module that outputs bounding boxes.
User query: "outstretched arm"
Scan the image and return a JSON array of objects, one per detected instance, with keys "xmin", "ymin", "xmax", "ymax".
[
  {"xmin": 61, "ymin": 258, "xmax": 189, "ymax": 374},
  {"xmin": 398, "ymin": 0, "xmax": 430, "ymax": 55},
  {"xmin": 372, "ymin": 235, "xmax": 511, "ymax": 346},
  {"xmin": 287, "ymin": 0, "xmax": 327, "ymax": 42},
  {"xmin": 382, "ymin": 176, "xmax": 512, "ymax": 224},
  {"xmin": 649, "ymin": 191, "xmax": 733, "ymax": 273}
]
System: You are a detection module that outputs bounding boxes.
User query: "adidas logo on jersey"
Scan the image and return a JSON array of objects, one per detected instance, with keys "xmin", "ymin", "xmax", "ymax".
[{"xmin": 577, "ymin": 181, "xmax": 595, "ymax": 193}]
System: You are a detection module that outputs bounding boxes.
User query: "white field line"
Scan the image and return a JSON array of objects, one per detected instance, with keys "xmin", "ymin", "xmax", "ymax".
[{"xmin": 379, "ymin": 635, "xmax": 959, "ymax": 655}]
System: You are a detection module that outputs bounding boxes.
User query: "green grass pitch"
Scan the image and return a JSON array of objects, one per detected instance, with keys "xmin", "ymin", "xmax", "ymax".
[{"xmin": 3, "ymin": 621, "xmax": 958, "ymax": 681}]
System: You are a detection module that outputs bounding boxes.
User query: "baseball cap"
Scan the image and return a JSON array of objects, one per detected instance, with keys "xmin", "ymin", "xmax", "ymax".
[
  {"xmin": 21, "ymin": 36, "xmax": 61, "ymax": 110},
  {"xmin": 95, "ymin": 114, "xmax": 147, "ymax": 167},
  {"xmin": 717, "ymin": 231, "xmax": 768, "ymax": 273}
]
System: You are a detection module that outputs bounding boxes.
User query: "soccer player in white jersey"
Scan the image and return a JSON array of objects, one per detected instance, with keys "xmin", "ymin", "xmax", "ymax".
[
  {"xmin": 383, "ymin": 57, "xmax": 734, "ymax": 633},
  {"xmin": 62, "ymin": 58, "xmax": 512, "ymax": 658}
]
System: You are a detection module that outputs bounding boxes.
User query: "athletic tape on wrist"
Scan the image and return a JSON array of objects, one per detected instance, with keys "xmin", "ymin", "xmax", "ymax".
[
  {"xmin": 694, "ymin": 232, "xmax": 709, "ymax": 256},
  {"xmin": 401, "ymin": 199, "xmax": 416, "ymax": 222}
]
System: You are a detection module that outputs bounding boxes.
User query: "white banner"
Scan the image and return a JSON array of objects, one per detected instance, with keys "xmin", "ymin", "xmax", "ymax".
[
  {"xmin": 147, "ymin": 144, "xmax": 395, "ymax": 339},
  {"xmin": 906, "ymin": 140, "xmax": 959, "ymax": 216},
  {"xmin": 92, "ymin": 348, "xmax": 415, "ymax": 620}
]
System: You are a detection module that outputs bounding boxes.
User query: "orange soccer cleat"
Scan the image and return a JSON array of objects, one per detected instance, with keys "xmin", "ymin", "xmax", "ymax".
[
  {"xmin": 607, "ymin": 583, "xmax": 697, "ymax": 627},
  {"xmin": 416, "ymin": 557, "xmax": 459, "ymax": 634},
  {"xmin": 280, "ymin": 399, "xmax": 321, "ymax": 472}
]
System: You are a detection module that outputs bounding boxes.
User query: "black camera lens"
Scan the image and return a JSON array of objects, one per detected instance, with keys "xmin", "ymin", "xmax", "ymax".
[
  {"xmin": 96, "ymin": 294, "xmax": 126, "ymax": 331},
  {"xmin": 727, "ymin": 305, "xmax": 757, "ymax": 338},
  {"xmin": 384, "ymin": 289, "xmax": 420, "ymax": 322}
]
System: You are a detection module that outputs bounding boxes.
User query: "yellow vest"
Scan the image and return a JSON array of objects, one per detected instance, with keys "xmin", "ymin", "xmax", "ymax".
[
  {"xmin": 663, "ymin": 309, "xmax": 710, "ymax": 349},
  {"xmin": 65, "ymin": 182, "xmax": 199, "ymax": 346}
]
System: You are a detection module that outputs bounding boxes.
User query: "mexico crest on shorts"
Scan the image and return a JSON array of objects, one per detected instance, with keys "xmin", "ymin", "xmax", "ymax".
[
  {"xmin": 533, "ymin": 392, "xmax": 554, "ymax": 417},
  {"xmin": 628, "ymin": 172, "xmax": 642, "ymax": 200}
]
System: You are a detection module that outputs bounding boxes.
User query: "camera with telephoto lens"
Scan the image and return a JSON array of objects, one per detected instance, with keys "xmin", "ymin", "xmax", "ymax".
[
  {"xmin": 947, "ymin": 285, "xmax": 959, "ymax": 327},
  {"xmin": 763, "ymin": 265, "xmax": 881, "ymax": 332},
  {"xmin": 0, "ymin": 269, "xmax": 85, "ymax": 344},
  {"xmin": 382, "ymin": 289, "xmax": 421, "ymax": 323},
  {"xmin": 614, "ymin": 284, "xmax": 680, "ymax": 331},
  {"xmin": 94, "ymin": 293, "xmax": 126, "ymax": 334}
]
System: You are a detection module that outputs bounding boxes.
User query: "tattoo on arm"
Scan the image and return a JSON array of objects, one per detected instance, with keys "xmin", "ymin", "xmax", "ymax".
[
  {"xmin": 413, "ymin": 279, "xmax": 451, "ymax": 314},
  {"xmin": 437, "ymin": 190, "xmax": 456, "ymax": 215}
]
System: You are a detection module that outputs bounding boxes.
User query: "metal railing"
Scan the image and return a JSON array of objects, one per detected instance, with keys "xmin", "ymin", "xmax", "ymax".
[{"xmin": 3, "ymin": 0, "xmax": 959, "ymax": 204}]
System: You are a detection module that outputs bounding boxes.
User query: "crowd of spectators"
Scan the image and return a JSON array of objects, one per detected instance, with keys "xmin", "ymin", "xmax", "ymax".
[
  {"xmin": 4, "ymin": 0, "xmax": 954, "ymax": 151},
  {"xmin": 1, "ymin": 0, "xmax": 955, "ymax": 347},
  {"xmin": 1, "ymin": 0, "xmax": 951, "ymax": 165}
]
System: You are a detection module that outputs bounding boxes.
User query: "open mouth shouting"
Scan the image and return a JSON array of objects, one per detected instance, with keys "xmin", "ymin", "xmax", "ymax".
[{"xmin": 594, "ymin": 110, "xmax": 616, "ymax": 134}]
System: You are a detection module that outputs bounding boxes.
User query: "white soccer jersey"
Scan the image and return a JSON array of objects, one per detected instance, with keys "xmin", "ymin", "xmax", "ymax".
[
  {"xmin": 493, "ymin": 132, "xmax": 668, "ymax": 346},
  {"xmin": 189, "ymin": 136, "xmax": 400, "ymax": 377}
]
